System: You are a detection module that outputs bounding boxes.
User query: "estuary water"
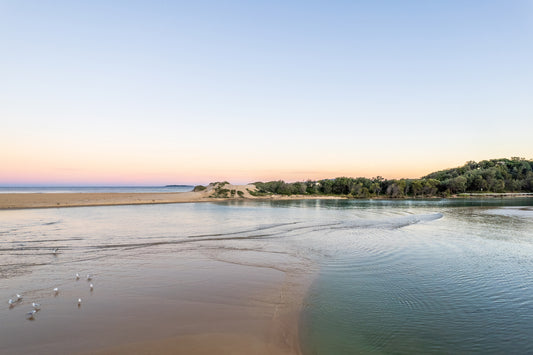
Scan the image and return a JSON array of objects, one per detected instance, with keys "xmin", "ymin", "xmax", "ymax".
[
  {"xmin": 1, "ymin": 198, "xmax": 533, "ymax": 353},
  {"xmin": 299, "ymin": 199, "xmax": 533, "ymax": 354}
]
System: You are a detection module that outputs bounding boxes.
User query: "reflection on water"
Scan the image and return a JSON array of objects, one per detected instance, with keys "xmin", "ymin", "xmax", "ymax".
[{"xmin": 1, "ymin": 199, "xmax": 533, "ymax": 353}]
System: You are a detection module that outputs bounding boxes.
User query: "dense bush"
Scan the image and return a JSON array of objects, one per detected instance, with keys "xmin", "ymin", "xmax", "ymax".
[{"xmin": 253, "ymin": 158, "xmax": 533, "ymax": 197}]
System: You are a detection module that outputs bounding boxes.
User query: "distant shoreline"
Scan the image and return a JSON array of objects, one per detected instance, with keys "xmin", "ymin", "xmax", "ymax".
[{"xmin": 1, "ymin": 184, "xmax": 532, "ymax": 210}]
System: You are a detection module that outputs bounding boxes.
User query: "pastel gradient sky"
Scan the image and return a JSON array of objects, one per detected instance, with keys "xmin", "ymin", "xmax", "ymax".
[{"xmin": 1, "ymin": 1, "xmax": 532, "ymax": 186}]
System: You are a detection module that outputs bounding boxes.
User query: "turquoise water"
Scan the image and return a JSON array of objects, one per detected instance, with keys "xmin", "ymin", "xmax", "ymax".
[{"xmin": 1, "ymin": 199, "xmax": 533, "ymax": 353}]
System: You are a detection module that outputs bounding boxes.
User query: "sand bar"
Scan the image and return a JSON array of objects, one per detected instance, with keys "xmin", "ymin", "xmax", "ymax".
[
  {"xmin": 0, "ymin": 191, "xmax": 210, "ymax": 209},
  {"xmin": 0, "ymin": 183, "xmax": 345, "ymax": 209}
]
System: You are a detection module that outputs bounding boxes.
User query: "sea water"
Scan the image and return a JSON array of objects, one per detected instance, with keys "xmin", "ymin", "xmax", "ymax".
[
  {"xmin": 0, "ymin": 186, "xmax": 194, "ymax": 193},
  {"xmin": 1, "ymin": 199, "xmax": 532, "ymax": 353}
]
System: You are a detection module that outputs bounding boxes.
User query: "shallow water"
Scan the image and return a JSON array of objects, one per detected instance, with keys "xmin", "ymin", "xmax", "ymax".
[
  {"xmin": 0, "ymin": 202, "xmax": 317, "ymax": 354},
  {"xmin": 1, "ymin": 199, "xmax": 533, "ymax": 353}
]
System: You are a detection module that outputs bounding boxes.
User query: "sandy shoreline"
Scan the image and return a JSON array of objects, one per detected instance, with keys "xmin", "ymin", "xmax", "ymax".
[
  {"xmin": 78, "ymin": 255, "xmax": 315, "ymax": 355},
  {"xmin": 0, "ymin": 191, "xmax": 210, "ymax": 209},
  {"xmin": 0, "ymin": 183, "xmax": 345, "ymax": 210},
  {"xmin": 0, "ymin": 243, "xmax": 315, "ymax": 355}
]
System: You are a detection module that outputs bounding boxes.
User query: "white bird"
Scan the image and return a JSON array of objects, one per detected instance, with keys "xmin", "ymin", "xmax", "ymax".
[
  {"xmin": 89, "ymin": 283, "xmax": 94, "ymax": 291},
  {"xmin": 26, "ymin": 310, "xmax": 36, "ymax": 320},
  {"xmin": 77, "ymin": 298, "xmax": 82, "ymax": 307},
  {"xmin": 32, "ymin": 302, "xmax": 41, "ymax": 311},
  {"xmin": 86, "ymin": 274, "xmax": 92, "ymax": 281},
  {"xmin": 53, "ymin": 287, "xmax": 59, "ymax": 295},
  {"xmin": 8, "ymin": 299, "xmax": 15, "ymax": 307},
  {"xmin": 75, "ymin": 273, "xmax": 80, "ymax": 280},
  {"xmin": 15, "ymin": 294, "xmax": 23, "ymax": 301},
  {"xmin": 53, "ymin": 248, "xmax": 59, "ymax": 254}
]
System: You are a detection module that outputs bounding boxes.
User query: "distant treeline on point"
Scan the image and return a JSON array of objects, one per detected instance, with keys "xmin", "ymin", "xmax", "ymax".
[{"xmin": 252, "ymin": 157, "xmax": 533, "ymax": 198}]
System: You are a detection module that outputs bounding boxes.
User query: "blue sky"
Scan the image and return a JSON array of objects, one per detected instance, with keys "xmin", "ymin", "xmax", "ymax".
[{"xmin": 1, "ymin": 0, "xmax": 532, "ymax": 185}]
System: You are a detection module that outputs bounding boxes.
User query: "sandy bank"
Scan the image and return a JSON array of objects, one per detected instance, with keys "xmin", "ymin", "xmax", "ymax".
[
  {"xmin": 0, "ymin": 245, "xmax": 315, "ymax": 355},
  {"xmin": 0, "ymin": 183, "xmax": 345, "ymax": 209}
]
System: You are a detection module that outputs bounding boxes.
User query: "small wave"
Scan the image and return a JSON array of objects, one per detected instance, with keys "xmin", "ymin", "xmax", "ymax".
[
  {"xmin": 186, "ymin": 221, "xmax": 301, "ymax": 239},
  {"xmin": 388, "ymin": 213, "xmax": 443, "ymax": 229},
  {"xmin": 314, "ymin": 213, "xmax": 443, "ymax": 233},
  {"xmin": 6, "ymin": 237, "xmax": 83, "ymax": 244},
  {"xmin": 92, "ymin": 233, "xmax": 277, "ymax": 250},
  {"xmin": 42, "ymin": 220, "xmax": 61, "ymax": 226}
]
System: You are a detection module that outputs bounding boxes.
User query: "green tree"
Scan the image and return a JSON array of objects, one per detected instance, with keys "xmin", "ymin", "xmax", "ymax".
[{"xmin": 411, "ymin": 180, "xmax": 423, "ymax": 197}]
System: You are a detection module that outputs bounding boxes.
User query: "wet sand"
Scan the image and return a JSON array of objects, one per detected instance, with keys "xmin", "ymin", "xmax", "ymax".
[
  {"xmin": 85, "ymin": 333, "xmax": 294, "ymax": 355},
  {"xmin": 1, "ymin": 244, "xmax": 314, "ymax": 355}
]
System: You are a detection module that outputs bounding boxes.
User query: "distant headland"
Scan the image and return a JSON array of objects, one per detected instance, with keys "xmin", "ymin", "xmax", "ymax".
[{"xmin": 238, "ymin": 157, "xmax": 533, "ymax": 199}]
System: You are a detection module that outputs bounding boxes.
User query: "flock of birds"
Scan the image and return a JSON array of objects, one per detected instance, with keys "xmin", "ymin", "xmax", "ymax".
[{"xmin": 7, "ymin": 248, "xmax": 95, "ymax": 321}]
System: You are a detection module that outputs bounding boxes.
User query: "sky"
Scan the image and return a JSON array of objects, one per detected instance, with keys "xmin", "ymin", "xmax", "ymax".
[{"xmin": 1, "ymin": 0, "xmax": 532, "ymax": 186}]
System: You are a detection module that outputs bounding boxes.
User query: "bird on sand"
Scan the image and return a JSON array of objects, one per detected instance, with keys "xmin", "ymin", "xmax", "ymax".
[
  {"xmin": 32, "ymin": 302, "xmax": 41, "ymax": 311},
  {"xmin": 26, "ymin": 310, "xmax": 37, "ymax": 320}
]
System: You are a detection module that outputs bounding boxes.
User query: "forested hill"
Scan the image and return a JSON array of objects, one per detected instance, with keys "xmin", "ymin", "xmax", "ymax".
[
  {"xmin": 252, "ymin": 157, "xmax": 533, "ymax": 198},
  {"xmin": 423, "ymin": 158, "xmax": 533, "ymax": 193}
]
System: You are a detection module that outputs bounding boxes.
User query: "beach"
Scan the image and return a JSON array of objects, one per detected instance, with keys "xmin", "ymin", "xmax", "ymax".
[
  {"xmin": 2, "ymin": 249, "xmax": 313, "ymax": 354},
  {"xmin": 0, "ymin": 184, "xmax": 345, "ymax": 209}
]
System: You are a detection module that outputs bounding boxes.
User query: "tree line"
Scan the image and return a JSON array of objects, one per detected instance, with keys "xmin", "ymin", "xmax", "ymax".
[{"xmin": 253, "ymin": 158, "xmax": 533, "ymax": 198}]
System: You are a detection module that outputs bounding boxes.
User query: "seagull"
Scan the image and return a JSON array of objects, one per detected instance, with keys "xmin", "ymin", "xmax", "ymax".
[
  {"xmin": 75, "ymin": 273, "xmax": 80, "ymax": 280},
  {"xmin": 77, "ymin": 298, "xmax": 82, "ymax": 307},
  {"xmin": 53, "ymin": 248, "xmax": 59, "ymax": 255},
  {"xmin": 53, "ymin": 287, "xmax": 59, "ymax": 295},
  {"xmin": 8, "ymin": 299, "xmax": 15, "ymax": 307},
  {"xmin": 26, "ymin": 310, "xmax": 37, "ymax": 320},
  {"xmin": 32, "ymin": 302, "xmax": 41, "ymax": 311},
  {"xmin": 89, "ymin": 283, "xmax": 94, "ymax": 291},
  {"xmin": 86, "ymin": 274, "xmax": 92, "ymax": 281},
  {"xmin": 15, "ymin": 294, "xmax": 23, "ymax": 301}
]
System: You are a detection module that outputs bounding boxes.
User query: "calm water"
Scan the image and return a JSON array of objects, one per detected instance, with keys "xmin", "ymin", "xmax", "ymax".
[
  {"xmin": 0, "ymin": 186, "xmax": 194, "ymax": 193},
  {"xmin": 300, "ymin": 199, "xmax": 533, "ymax": 354},
  {"xmin": 1, "ymin": 198, "xmax": 533, "ymax": 353}
]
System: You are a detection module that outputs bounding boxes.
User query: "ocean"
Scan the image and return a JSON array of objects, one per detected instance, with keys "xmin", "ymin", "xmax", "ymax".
[{"xmin": 0, "ymin": 186, "xmax": 194, "ymax": 194}]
